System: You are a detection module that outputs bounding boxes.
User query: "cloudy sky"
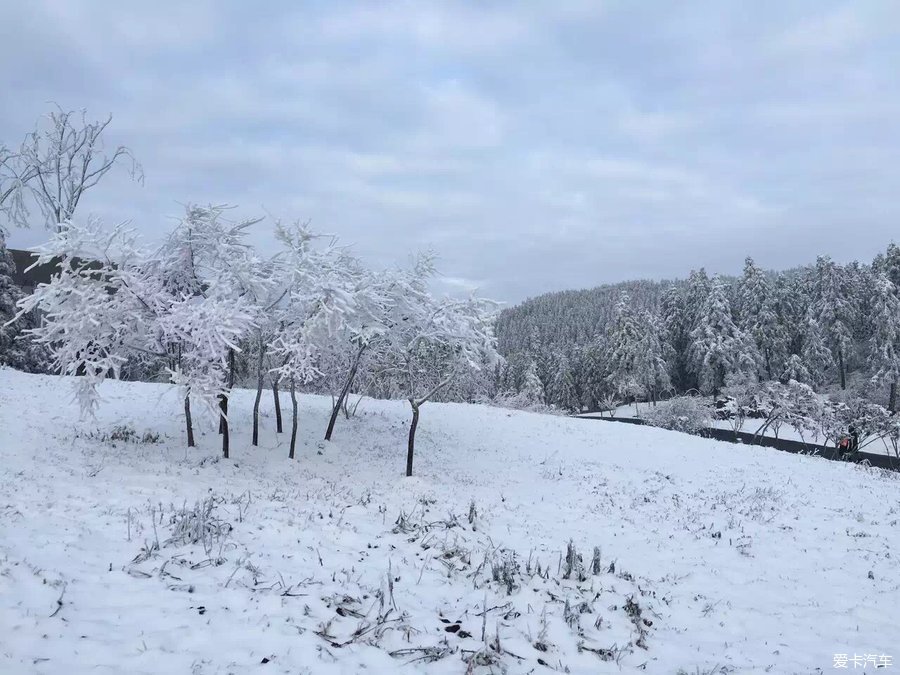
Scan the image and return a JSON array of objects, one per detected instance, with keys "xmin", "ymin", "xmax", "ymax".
[{"xmin": 2, "ymin": 1, "xmax": 899, "ymax": 303}]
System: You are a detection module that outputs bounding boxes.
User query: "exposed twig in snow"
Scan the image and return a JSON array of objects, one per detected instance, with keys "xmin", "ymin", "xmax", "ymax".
[{"xmin": 49, "ymin": 583, "xmax": 67, "ymax": 618}]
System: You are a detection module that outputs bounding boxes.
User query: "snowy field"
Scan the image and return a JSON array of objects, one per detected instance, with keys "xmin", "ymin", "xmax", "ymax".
[{"xmin": 2, "ymin": 369, "xmax": 899, "ymax": 674}]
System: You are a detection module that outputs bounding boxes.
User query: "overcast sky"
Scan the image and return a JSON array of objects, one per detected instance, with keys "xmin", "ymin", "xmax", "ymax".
[{"xmin": 2, "ymin": 1, "xmax": 899, "ymax": 303}]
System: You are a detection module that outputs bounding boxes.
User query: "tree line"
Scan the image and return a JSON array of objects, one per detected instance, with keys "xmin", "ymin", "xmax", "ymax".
[{"xmin": 495, "ymin": 251, "xmax": 900, "ymax": 414}]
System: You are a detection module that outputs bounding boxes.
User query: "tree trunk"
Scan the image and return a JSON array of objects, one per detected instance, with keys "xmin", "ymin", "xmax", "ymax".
[
  {"xmin": 252, "ymin": 371, "xmax": 264, "ymax": 447},
  {"xmin": 252, "ymin": 340, "xmax": 266, "ymax": 446},
  {"xmin": 220, "ymin": 349, "xmax": 235, "ymax": 457},
  {"xmin": 289, "ymin": 376, "xmax": 298, "ymax": 459},
  {"xmin": 406, "ymin": 401, "xmax": 420, "ymax": 477},
  {"xmin": 838, "ymin": 348, "xmax": 846, "ymax": 390},
  {"xmin": 272, "ymin": 377, "xmax": 283, "ymax": 433},
  {"xmin": 890, "ymin": 381, "xmax": 897, "ymax": 413},
  {"xmin": 220, "ymin": 393, "xmax": 229, "ymax": 459},
  {"xmin": 184, "ymin": 394, "xmax": 195, "ymax": 448},
  {"xmin": 219, "ymin": 349, "xmax": 236, "ymax": 434},
  {"xmin": 325, "ymin": 344, "xmax": 365, "ymax": 441},
  {"xmin": 764, "ymin": 347, "xmax": 772, "ymax": 381}
]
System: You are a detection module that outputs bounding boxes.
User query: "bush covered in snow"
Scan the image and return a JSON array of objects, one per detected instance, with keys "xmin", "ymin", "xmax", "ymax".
[{"xmin": 643, "ymin": 395, "xmax": 714, "ymax": 436}]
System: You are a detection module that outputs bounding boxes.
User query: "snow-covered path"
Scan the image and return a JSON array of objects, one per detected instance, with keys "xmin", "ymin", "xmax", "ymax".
[{"xmin": 1, "ymin": 369, "xmax": 898, "ymax": 674}]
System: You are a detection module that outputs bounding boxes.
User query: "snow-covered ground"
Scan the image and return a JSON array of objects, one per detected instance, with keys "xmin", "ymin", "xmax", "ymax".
[{"xmin": 2, "ymin": 369, "xmax": 899, "ymax": 674}]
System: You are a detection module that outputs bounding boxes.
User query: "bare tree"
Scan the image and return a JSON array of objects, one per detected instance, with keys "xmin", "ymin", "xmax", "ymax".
[
  {"xmin": 14, "ymin": 107, "xmax": 142, "ymax": 230},
  {"xmin": 0, "ymin": 144, "xmax": 36, "ymax": 233}
]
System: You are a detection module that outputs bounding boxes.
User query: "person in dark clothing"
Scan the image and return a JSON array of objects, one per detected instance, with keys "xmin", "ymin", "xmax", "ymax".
[
  {"xmin": 838, "ymin": 424, "xmax": 860, "ymax": 460},
  {"xmin": 838, "ymin": 435, "xmax": 851, "ymax": 455}
]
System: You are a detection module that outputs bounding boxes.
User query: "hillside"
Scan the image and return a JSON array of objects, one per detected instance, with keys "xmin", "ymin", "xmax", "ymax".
[
  {"xmin": 495, "ymin": 280, "xmax": 670, "ymax": 356},
  {"xmin": 1, "ymin": 369, "xmax": 898, "ymax": 674}
]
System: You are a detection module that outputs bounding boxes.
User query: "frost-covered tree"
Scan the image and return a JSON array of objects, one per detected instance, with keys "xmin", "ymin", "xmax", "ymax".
[
  {"xmin": 661, "ymin": 284, "xmax": 690, "ymax": 392},
  {"xmin": 809, "ymin": 256, "xmax": 855, "ymax": 389},
  {"xmin": 154, "ymin": 205, "xmax": 266, "ymax": 457},
  {"xmin": 867, "ymin": 273, "xmax": 900, "ymax": 411},
  {"xmin": 780, "ymin": 353, "xmax": 812, "ymax": 385},
  {"xmin": 781, "ymin": 380, "xmax": 827, "ymax": 444},
  {"xmin": 376, "ymin": 255, "xmax": 497, "ymax": 476},
  {"xmin": 605, "ymin": 296, "xmax": 671, "ymax": 412},
  {"xmin": 0, "ymin": 144, "xmax": 34, "ymax": 234},
  {"xmin": 736, "ymin": 257, "xmax": 786, "ymax": 380},
  {"xmin": 548, "ymin": 351, "xmax": 580, "ymax": 412},
  {"xmin": 10, "ymin": 107, "xmax": 142, "ymax": 231},
  {"xmin": 826, "ymin": 391, "xmax": 899, "ymax": 453},
  {"xmin": 605, "ymin": 295, "xmax": 645, "ymax": 410},
  {"xmin": 19, "ymin": 210, "xmax": 262, "ymax": 458},
  {"xmin": 874, "ymin": 243, "xmax": 900, "ymax": 289},
  {"xmin": 800, "ymin": 318, "xmax": 834, "ymax": 389},
  {"xmin": 578, "ymin": 339, "xmax": 609, "ymax": 410},
  {"xmin": 520, "ymin": 359, "xmax": 546, "ymax": 405},
  {"xmin": 638, "ymin": 309, "xmax": 672, "ymax": 405},
  {"xmin": 688, "ymin": 277, "xmax": 759, "ymax": 396},
  {"xmin": 752, "ymin": 380, "xmax": 824, "ymax": 443},
  {"xmin": 270, "ymin": 223, "xmax": 387, "ymax": 456},
  {"xmin": 17, "ymin": 218, "xmax": 168, "ymax": 416},
  {"xmin": 319, "ymin": 266, "xmax": 392, "ymax": 443}
]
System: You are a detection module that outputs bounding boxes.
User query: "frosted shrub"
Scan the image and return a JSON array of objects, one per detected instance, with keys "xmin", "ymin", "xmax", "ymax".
[
  {"xmin": 644, "ymin": 396, "xmax": 713, "ymax": 436},
  {"xmin": 165, "ymin": 496, "xmax": 232, "ymax": 557}
]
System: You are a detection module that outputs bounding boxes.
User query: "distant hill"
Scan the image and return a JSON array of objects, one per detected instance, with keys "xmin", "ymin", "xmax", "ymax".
[{"xmin": 495, "ymin": 278, "xmax": 672, "ymax": 356}]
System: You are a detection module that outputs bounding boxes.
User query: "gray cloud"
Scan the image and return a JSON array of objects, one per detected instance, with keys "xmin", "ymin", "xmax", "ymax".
[{"xmin": 3, "ymin": 1, "xmax": 899, "ymax": 302}]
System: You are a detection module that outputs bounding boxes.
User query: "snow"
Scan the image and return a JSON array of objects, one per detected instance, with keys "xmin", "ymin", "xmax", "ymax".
[{"xmin": 1, "ymin": 368, "xmax": 899, "ymax": 674}]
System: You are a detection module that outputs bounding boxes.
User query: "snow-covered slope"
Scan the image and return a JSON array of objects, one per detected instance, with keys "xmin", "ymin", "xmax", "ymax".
[{"xmin": 1, "ymin": 369, "xmax": 898, "ymax": 674}]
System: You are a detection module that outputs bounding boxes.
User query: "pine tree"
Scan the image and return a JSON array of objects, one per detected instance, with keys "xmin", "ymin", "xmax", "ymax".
[
  {"xmin": 678, "ymin": 268, "xmax": 713, "ymax": 391},
  {"xmin": 684, "ymin": 269, "xmax": 712, "ymax": 328},
  {"xmin": 638, "ymin": 309, "xmax": 672, "ymax": 405},
  {"xmin": 605, "ymin": 296, "xmax": 672, "ymax": 411},
  {"xmin": 781, "ymin": 353, "xmax": 812, "ymax": 385},
  {"xmin": 809, "ymin": 256, "xmax": 855, "ymax": 389},
  {"xmin": 773, "ymin": 272, "xmax": 810, "ymax": 357},
  {"xmin": 736, "ymin": 257, "xmax": 786, "ymax": 380},
  {"xmin": 580, "ymin": 338, "xmax": 608, "ymax": 410},
  {"xmin": 662, "ymin": 284, "xmax": 691, "ymax": 392},
  {"xmin": 549, "ymin": 351, "xmax": 580, "ymax": 412},
  {"xmin": 688, "ymin": 277, "xmax": 759, "ymax": 395},
  {"xmin": 874, "ymin": 243, "xmax": 900, "ymax": 288},
  {"xmin": 520, "ymin": 359, "xmax": 545, "ymax": 405},
  {"xmin": 605, "ymin": 294, "xmax": 645, "ymax": 410},
  {"xmin": 867, "ymin": 273, "xmax": 900, "ymax": 411},
  {"xmin": 800, "ymin": 318, "xmax": 834, "ymax": 388}
]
